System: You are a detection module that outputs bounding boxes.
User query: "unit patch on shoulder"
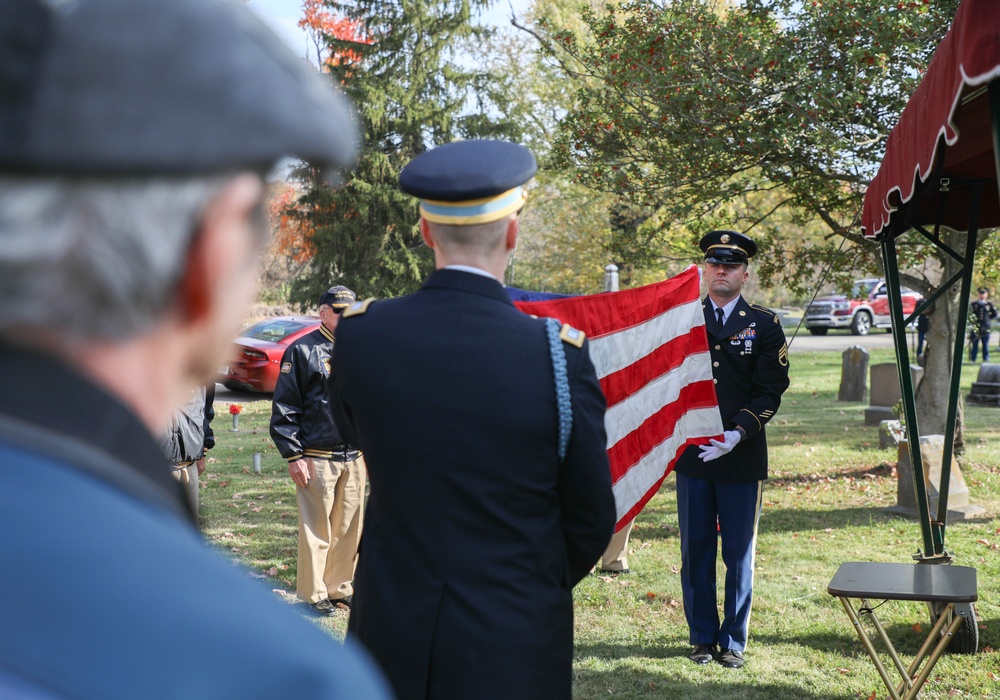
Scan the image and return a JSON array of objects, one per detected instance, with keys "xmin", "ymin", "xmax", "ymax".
[
  {"xmin": 342, "ymin": 298, "xmax": 376, "ymax": 318},
  {"xmin": 559, "ymin": 323, "xmax": 585, "ymax": 348},
  {"xmin": 280, "ymin": 361, "xmax": 292, "ymax": 373}
]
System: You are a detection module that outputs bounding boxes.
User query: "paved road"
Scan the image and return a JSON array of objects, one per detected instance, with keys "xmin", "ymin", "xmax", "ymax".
[{"xmin": 783, "ymin": 327, "xmax": 914, "ymax": 354}]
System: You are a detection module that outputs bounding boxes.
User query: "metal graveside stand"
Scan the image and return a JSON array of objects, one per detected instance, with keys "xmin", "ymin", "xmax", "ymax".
[{"xmin": 827, "ymin": 562, "xmax": 977, "ymax": 700}]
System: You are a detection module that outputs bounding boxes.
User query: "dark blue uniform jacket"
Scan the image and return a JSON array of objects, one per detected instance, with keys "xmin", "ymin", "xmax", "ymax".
[
  {"xmin": 329, "ymin": 269, "xmax": 615, "ymax": 700},
  {"xmin": 674, "ymin": 296, "xmax": 790, "ymax": 482}
]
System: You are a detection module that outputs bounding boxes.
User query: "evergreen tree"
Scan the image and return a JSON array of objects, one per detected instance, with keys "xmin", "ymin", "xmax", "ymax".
[{"xmin": 290, "ymin": 0, "xmax": 528, "ymax": 304}]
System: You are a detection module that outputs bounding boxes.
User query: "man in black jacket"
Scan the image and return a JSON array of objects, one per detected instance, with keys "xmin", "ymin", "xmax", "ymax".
[
  {"xmin": 270, "ymin": 286, "xmax": 365, "ymax": 616},
  {"xmin": 673, "ymin": 230, "xmax": 790, "ymax": 671},
  {"xmin": 329, "ymin": 140, "xmax": 616, "ymax": 700}
]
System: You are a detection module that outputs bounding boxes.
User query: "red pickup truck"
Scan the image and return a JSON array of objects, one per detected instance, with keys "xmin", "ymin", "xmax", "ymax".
[{"xmin": 804, "ymin": 278, "xmax": 923, "ymax": 336}]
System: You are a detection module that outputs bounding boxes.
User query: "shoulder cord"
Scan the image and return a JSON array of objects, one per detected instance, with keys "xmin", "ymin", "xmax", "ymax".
[{"xmin": 544, "ymin": 317, "xmax": 572, "ymax": 462}]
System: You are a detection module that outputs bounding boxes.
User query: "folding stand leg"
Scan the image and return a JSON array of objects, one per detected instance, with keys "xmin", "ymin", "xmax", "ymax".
[
  {"xmin": 903, "ymin": 610, "xmax": 966, "ymax": 700},
  {"xmin": 839, "ymin": 597, "xmax": 902, "ymax": 700},
  {"xmin": 838, "ymin": 597, "xmax": 966, "ymax": 700}
]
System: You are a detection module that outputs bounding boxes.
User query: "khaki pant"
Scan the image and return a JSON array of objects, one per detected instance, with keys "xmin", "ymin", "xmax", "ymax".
[
  {"xmin": 171, "ymin": 462, "xmax": 199, "ymax": 517},
  {"xmin": 599, "ymin": 519, "xmax": 633, "ymax": 572},
  {"xmin": 296, "ymin": 455, "xmax": 366, "ymax": 604}
]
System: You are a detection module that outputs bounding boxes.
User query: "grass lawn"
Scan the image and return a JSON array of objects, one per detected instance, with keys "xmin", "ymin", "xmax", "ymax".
[{"xmin": 201, "ymin": 347, "xmax": 999, "ymax": 699}]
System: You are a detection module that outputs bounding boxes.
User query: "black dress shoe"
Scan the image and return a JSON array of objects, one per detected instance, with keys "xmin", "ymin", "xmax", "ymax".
[
  {"xmin": 718, "ymin": 648, "xmax": 745, "ymax": 669},
  {"xmin": 309, "ymin": 599, "xmax": 337, "ymax": 616},
  {"xmin": 689, "ymin": 644, "xmax": 717, "ymax": 665},
  {"xmin": 330, "ymin": 596, "xmax": 352, "ymax": 609}
]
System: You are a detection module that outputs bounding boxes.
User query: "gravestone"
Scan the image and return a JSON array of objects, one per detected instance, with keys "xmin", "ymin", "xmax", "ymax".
[
  {"xmin": 967, "ymin": 363, "xmax": 1000, "ymax": 406},
  {"xmin": 870, "ymin": 362, "xmax": 901, "ymax": 407},
  {"xmin": 890, "ymin": 434, "xmax": 984, "ymax": 521},
  {"xmin": 838, "ymin": 346, "xmax": 869, "ymax": 402},
  {"xmin": 864, "ymin": 363, "xmax": 924, "ymax": 426},
  {"xmin": 878, "ymin": 420, "xmax": 904, "ymax": 449}
]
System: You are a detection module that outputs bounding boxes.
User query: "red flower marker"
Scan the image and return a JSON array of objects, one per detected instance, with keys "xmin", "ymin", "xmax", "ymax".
[{"xmin": 228, "ymin": 403, "xmax": 242, "ymax": 415}]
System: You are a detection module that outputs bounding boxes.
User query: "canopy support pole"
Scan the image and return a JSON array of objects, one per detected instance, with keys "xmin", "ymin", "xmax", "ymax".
[{"xmin": 880, "ymin": 236, "xmax": 934, "ymax": 558}]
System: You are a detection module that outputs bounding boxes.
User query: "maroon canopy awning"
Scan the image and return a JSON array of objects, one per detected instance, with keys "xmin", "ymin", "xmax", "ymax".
[{"xmin": 861, "ymin": 0, "xmax": 1000, "ymax": 240}]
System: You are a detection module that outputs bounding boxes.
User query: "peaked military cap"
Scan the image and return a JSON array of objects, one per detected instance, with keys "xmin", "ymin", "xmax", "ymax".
[
  {"xmin": 320, "ymin": 285, "xmax": 357, "ymax": 310},
  {"xmin": 399, "ymin": 140, "xmax": 537, "ymax": 225},
  {"xmin": 978, "ymin": 286, "xmax": 989, "ymax": 294},
  {"xmin": 700, "ymin": 230, "xmax": 757, "ymax": 265},
  {"xmin": 0, "ymin": 0, "xmax": 359, "ymax": 179}
]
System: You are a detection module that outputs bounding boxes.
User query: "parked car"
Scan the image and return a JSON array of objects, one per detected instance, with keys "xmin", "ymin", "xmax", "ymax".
[
  {"xmin": 804, "ymin": 278, "xmax": 923, "ymax": 336},
  {"xmin": 219, "ymin": 315, "xmax": 320, "ymax": 393}
]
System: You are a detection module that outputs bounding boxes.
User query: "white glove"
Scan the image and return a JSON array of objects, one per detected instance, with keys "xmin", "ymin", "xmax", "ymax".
[{"xmin": 698, "ymin": 430, "xmax": 742, "ymax": 462}]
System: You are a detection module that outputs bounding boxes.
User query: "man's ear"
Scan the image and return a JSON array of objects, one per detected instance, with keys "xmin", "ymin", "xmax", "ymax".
[
  {"xmin": 420, "ymin": 218, "xmax": 435, "ymax": 249},
  {"xmin": 504, "ymin": 215, "xmax": 519, "ymax": 251},
  {"xmin": 175, "ymin": 174, "xmax": 264, "ymax": 325}
]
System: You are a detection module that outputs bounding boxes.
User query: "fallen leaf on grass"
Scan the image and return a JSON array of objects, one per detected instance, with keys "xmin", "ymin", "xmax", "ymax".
[
  {"xmin": 217, "ymin": 480, "xmax": 229, "ymax": 488},
  {"xmin": 646, "ymin": 591, "xmax": 656, "ymax": 600},
  {"xmin": 986, "ymin": 671, "xmax": 997, "ymax": 681},
  {"xmin": 948, "ymin": 690, "xmax": 963, "ymax": 696},
  {"xmin": 912, "ymin": 623, "xmax": 923, "ymax": 633},
  {"xmin": 837, "ymin": 668, "xmax": 850, "ymax": 674},
  {"xmin": 265, "ymin": 566, "xmax": 278, "ymax": 576}
]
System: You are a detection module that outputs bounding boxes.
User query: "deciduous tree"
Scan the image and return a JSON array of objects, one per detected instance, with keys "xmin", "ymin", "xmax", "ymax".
[{"xmin": 528, "ymin": 0, "xmax": 970, "ymax": 435}]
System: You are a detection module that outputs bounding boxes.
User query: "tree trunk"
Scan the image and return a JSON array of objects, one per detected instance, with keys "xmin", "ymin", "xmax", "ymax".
[{"xmin": 914, "ymin": 230, "xmax": 965, "ymax": 453}]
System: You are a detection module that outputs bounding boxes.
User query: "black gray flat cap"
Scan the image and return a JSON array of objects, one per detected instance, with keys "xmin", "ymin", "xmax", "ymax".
[{"xmin": 0, "ymin": 0, "xmax": 359, "ymax": 177}]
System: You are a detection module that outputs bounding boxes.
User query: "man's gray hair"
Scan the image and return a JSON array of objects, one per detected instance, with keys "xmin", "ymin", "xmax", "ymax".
[{"xmin": 0, "ymin": 174, "xmax": 242, "ymax": 342}]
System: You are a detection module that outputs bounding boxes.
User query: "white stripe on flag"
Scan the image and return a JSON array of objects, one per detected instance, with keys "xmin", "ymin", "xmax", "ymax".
[
  {"xmin": 588, "ymin": 298, "xmax": 704, "ymax": 379},
  {"xmin": 611, "ymin": 406, "xmax": 723, "ymax": 515}
]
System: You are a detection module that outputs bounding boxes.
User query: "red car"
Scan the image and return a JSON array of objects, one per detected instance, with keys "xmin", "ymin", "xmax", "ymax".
[{"xmin": 219, "ymin": 315, "xmax": 320, "ymax": 393}]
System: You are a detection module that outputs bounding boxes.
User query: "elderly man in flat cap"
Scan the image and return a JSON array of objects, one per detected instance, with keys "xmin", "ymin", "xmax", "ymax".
[
  {"xmin": 673, "ymin": 230, "xmax": 790, "ymax": 670},
  {"xmin": 0, "ymin": 1, "xmax": 389, "ymax": 697},
  {"xmin": 271, "ymin": 285, "xmax": 366, "ymax": 616},
  {"xmin": 328, "ymin": 140, "xmax": 616, "ymax": 700}
]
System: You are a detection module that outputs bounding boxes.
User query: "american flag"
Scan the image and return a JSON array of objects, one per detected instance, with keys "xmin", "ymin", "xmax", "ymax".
[{"xmin": 513, "ymin": 264, "xmax": 723, "ymax": 531}]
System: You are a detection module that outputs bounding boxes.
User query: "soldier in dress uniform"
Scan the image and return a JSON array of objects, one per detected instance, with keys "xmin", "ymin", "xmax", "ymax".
[
  {"xmin": 328, "ymin": 140, "xmax": 616, "ymax": 700},
  {"xmin": 969, "ymin": 286, "xmax": 997, "ymax": 363},
  {"xmin": 673, "ymin": 230, "xmax": 790, "ymax": 670}
]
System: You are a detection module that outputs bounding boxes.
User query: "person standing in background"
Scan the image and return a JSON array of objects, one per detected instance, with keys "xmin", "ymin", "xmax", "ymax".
[
  {"xmin": 270, "ymin": 285, "xmax": 366, "ymax": 616},
  {"xmin": 969, "ymin": 286, "xmax": 996, "ymax": 363},
  {"xmin": 162, "ymin": 383, "xmax": 216, "ymax": 517}
]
